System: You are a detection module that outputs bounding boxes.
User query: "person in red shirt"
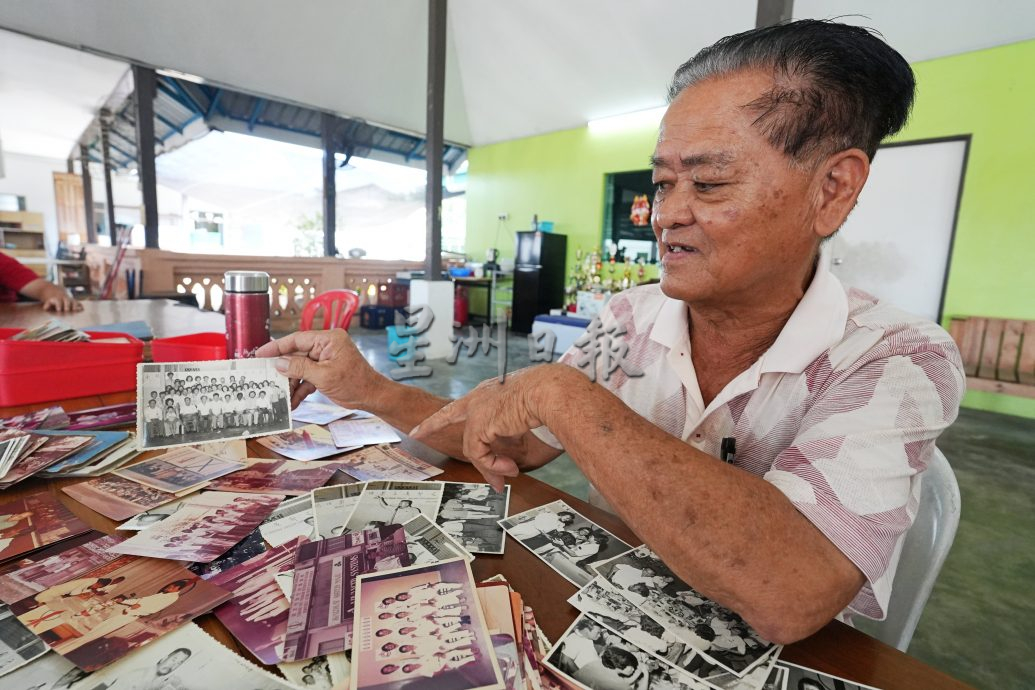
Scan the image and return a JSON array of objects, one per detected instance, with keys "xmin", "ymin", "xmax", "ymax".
[{"xmin": 0, "ymin": 252, "xmax": 81, "ymax": 312}]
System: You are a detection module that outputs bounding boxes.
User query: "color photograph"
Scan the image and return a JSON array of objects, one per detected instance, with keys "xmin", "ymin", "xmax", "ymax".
[
  {"xmin": 111, "ymin": 492, "xmax": 284, "ymax": 563},
  {"xmin": 114, "ymin": 446, "xmax": 246, "ymax": 493},
  {"xmin": 0, "ymin": 491, "xmax": 90, "ymax": 562},
  {"xmin": 207, "ymin": 457, "xmax": 344, "ymax": 495},
  {"xmin": 334, "ymin": 445, "xmax": 443, "ymax": 482},
  {"xmin": 137, "ymin": 359, "xmax": 292, "ymax": 450},
  {"xmin": 0, "ymin": 532, "xmax": 126, "ymax": 605},
  {"xmin": 255, "ymin": 423, "xmax": 348, "ymax": 462},
  {"xmin": 351, "ymin": 558, "xmax": 505, "ymax": 690},
  {"xmin": 209, "ymin": 540, "xmax": 299, "ymax": 664},
  {"xmin": 436, "ymin": 482, "xmax": 509, "ymax": 555},
  {"xmin": 499, "ymin": 501, "xmax": 630, "ymax": 588},
  {"xmin": 62, "ymin": 475, "xmax": 179, "ymax": 522},
  {"xmin": 117, "ymin": 496, "xmax": 192, "ymax": 531},
  {"xmin": 281, "ymin": 525, "xmax": 411, "ymax": 661},
  {"xmin": 10, "ymin": 557, "xmax": 230, "ymax": 671}
]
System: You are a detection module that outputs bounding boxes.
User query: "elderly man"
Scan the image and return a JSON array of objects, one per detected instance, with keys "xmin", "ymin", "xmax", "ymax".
[{"xmin": 258, "ymin": 20, "xmax": 964, "ymax": 644}]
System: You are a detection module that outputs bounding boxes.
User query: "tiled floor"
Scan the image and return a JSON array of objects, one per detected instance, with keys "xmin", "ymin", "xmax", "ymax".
[{"xmin": 352, "ymin": 327, "xmax": 1033, "ymax": 689}]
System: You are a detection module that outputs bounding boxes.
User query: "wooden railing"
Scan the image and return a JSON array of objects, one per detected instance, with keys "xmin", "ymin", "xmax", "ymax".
[{"xmin": 85, "ymin": 247, "xmax": 425, "ymax": 332}]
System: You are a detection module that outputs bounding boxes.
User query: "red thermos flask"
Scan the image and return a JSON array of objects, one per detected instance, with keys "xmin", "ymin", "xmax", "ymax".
[{"xmin": 224, "ymin": 271, "xmax": 271, "ymax": 359}]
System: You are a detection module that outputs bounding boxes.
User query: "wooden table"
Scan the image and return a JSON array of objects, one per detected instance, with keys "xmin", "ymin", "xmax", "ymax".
[
  {"xmin": 0, "ymin": 301, "xmax": 972, "ymax": 689},
  {"xmin": 0, "ymin": 298, "xmax": 225, "ymax": 338}
]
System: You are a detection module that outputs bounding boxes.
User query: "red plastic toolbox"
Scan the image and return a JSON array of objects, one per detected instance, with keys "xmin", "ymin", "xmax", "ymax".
[
  {"xmin": 0, "ymin": 328, "xmax": 144, "ymax": 406},
  {"xmin": 151, "ymin": 332, "xmax": 227, "ymax": 362}
]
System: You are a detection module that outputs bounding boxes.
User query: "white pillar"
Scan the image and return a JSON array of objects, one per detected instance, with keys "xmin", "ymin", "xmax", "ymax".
[{"xmin": 408, "ymin": 279, "xmax": 453, "ymax": 360}]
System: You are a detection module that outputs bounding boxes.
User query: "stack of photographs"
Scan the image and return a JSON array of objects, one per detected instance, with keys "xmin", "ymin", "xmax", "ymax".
[
  {"xmin": 137, "ymin": 359, "xmax": 293, "ymax": 451},
  {"xmin": 9, "ymin": 319, "xmax": 90, "ymax": 342},
  {"xmin": 40, "ymin": 430, "xmax": 140, "ymax": 478},
  {"xmin": 0, "ymin": 431, "xmax": 95, "ymax": 489}
]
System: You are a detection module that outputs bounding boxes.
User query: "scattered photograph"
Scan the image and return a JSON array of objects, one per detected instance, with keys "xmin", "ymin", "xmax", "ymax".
[
  {"xmin": 84, "ymin": 622, "xmax": 295, "ymax": 688},
  {"xmin": 64, "ymin": 403, "xmax": 136, "ymax": 431},
  {"xmin": 0, "ymin": 603, "xmax": 47, "ymax": 676},
  {"xmin": 0, "ymin": 649, "xmax": 94, "ymax": 689},
  {"xmin": 778, "ymin": 662, "xmax": 879, "ymax": 690},
  {"xmin": 402, "ymin": 515, "xmax": 474, "ymax": 565},
  {"xmin": 137, "ymin": 359, "xmax": 292, "ymax": 450},
  {"xmin": 188, "ymin": 528, "xmax": 268, "ymax": 579},
  {"xmin": 311, "ymin": 483, "xmax": 367, "ymax": 539},
  {"xmin": 437, "ymin": 482, "xmax": 510, "ymax": 555},
  {"xmin": 255, "ymin": 424, "xmax": 348, "ymax": 462},
  {"xmin": 207, "ymin": 457, "xmax": 343, "ymax": 495},
  {"xmin": 335, "ymin": 445, "xmax": 444, "ymax": 482},
  {"xmin": 0, "ymin": 405, "xmax": 66, "ymax": 431},
  {"xmin": 279, "ymin": 652, "xmax": 351, "ymax": 690},
  {"xmin": 117, "ymin": 495, "xmax": 192, "ymax": 531},
  {"xmin": 115, "ymin": 446, "xmax": 246, "ymax": 494},
  {"xmin": 53, "ymin": 434, "xmax": 141, "ymax": 479},
  {"xmin": 259, "ymin": 494, "xmax": 317, "ymax": 547},
  {"xmin": 193, "ymin": 438, "xmax": 248, "ymax": 461},
  {"xmin": 499, "ymin": 500, "xmax": 631, "ymax": 588},
  {"xmin": 475, "ymin": 582, "xmax": 525, "ymax": 690},
  {"xmin": 591, "ymin": 546, "xmax": 776, "ymax": 678},
  {"xmin": 292, "ymin": 393, "xmax": 357, "ymax": 425},
  {"xmin": 0, "ymin": 532, "xmax": 126, "ymax": 604},
  {"xmin": 327, "ymin": 417, "xmax": 401, "ymax": 448},
  {"xmin": 762, "ymin": 665, "xmax": 787, "ymax": 690},
  {"xmin": 351, "ymin": 558, "xmax": 505, "ymax": 690},
  {"xmin": 36, "ymin": 430, "xmax": 127, "ymax": 475},
  {"xmin": 280, "ymin": 525, "xmax": 411, "ymax": 661},
  {"xmin": 545, "ymin": 613, "xmax": 701, "ymax": 690},
  {"xmin": 111, "ymin": 492, "xmax": 283, "ymax": 563},
  {"xmin": 10, "ymin": 556, "xmax": 230, "ymax": 671},
  {"xmin": 344, "ymin": 481, "xmax": 445, "ymax": 533},
  {"xmin": 209, "ymin": 540, "xmax": 300, "ymax": 664},
  {"xmin": 0, "ymin": 492, "xmax": 91, "ymax": 562},
  {"xmin": 62, "ymin": 474, "xmax": 179, "ymax": 522},
  {"xmin": 0, "ymin": 433, "xmax": 95, "ymax": 488}
]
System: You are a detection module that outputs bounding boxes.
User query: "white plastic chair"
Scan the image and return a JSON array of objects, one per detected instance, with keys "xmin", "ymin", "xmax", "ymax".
[{"xmin": 855, "ymin": 447, "xmax": 961, "ymax": 652}]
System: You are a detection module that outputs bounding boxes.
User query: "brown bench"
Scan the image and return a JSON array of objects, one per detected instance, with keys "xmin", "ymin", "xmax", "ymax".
[{"xmin": 948, "ymin": 317, "xmax": 1035, "ymax": 398}]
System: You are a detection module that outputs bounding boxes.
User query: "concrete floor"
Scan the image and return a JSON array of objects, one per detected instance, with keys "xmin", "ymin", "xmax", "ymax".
[{"xmin": 352, "ymin": 327, "xmax": 1033, "ymax": 689}]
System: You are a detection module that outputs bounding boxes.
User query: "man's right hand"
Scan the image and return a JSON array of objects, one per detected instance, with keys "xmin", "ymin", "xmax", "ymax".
[{"xmin": 255, "ymin": 330, "xmax": 384, "ymax": 408}]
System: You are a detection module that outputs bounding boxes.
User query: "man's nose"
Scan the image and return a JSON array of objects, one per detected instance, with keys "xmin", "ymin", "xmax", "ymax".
[{"xmin": 652, "ymin": 186, "xmax": 695, "ymax": 231}]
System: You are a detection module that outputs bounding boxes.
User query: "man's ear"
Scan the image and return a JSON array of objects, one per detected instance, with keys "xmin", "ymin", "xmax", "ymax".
[{"xmin": 813, "ymin": 148, "xmax": 870, "ymax": 239}]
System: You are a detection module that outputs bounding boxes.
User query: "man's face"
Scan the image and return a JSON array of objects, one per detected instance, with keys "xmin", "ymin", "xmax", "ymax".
[
  {"xmin": 156, "ymin": 649, "xmax": 190, "ymax": 675},
  {"xmin": 651, "ymin": 69, "xmax": 824, "ymax": 306}
]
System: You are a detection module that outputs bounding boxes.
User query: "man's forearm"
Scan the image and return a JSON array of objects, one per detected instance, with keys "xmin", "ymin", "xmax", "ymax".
[{"xmin": 536, "ymin": 366, "xmax": 863, "ymax": 644}]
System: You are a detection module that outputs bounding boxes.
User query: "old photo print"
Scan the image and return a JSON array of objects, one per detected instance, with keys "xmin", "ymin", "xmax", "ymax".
[
  {"xmin": 591, "ymin": 545, "xmax": 776, "ymax": 678},
  {"xmin": 402, "ymin": 514, "xmax": 474, "ymax": 565},
  {"xmin": 499, "ymin": 500, "xmax": 631, "ymax": 587},
  {"xmin": 115, "ymin": 446, "xmax": 246, "ymax": 494},
  {"xmin": 344, "ymin": 481, "xmax": 444, "ymax": 534},
  {"xmin": 312, "ymin": 482, "xmax": 367, "ymax": 539},
  {"xmin": 334, "ymin": 445, "xmax": 443, "ymax": 482},
  {"xmin": 0, "ymin": 492, "xmax": 90, "ymax": 562},
  {"xmin": 351, "ymin": 558, "xmax": 505, "ymax": 690},
  {"xmin": 138, "ymin": 359, "xmax": 292, "ymax": 450},
  {"xmin": 436, "ymin": 482, "xmax": 510, "ymax": 555},
  {"xmin": 260, "ymin": 494, "xmax": 317, "ymax": 547}
]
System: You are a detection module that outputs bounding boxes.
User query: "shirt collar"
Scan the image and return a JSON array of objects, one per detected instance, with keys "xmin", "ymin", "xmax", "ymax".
[{"xmin": 647, "ymin": 267, "xmax": 849, "ymax": 375}]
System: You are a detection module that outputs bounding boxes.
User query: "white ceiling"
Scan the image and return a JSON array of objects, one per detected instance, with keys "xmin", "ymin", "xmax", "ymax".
[
  {"xmin": 0, "ymin": 30, "xmax": 127, "ymax": 158},
  {"xmin": 0, "ymin": 1, "xmax": 1033, "ymax": 153}
]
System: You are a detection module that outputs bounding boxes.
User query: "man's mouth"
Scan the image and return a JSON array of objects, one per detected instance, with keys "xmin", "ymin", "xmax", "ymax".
[{"xmin": 664, "ymin": 243, "xmax": 697, "ymax": 254}]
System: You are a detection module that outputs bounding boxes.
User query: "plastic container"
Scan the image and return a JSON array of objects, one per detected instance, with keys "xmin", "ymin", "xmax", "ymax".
[
  {"xmin": 385, "ymin": 325, "xmax": 415, "ymax": 362},
  {"xmin": 0, "ymin": 328, "xmax": 144, "ymax": 406},
  {"xmin": 448, "ymin": 267, "xmax": 473, "ymax": 277},
  {"xmin": 360, "ymin": 305, "xmax": 397, "ymax": 330},
  {"xmin": 151, "ymin": 332, "xmax": 227, "ymax": 362}
]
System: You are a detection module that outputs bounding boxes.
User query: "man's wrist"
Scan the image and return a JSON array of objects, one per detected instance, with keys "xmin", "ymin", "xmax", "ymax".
[{"xmin": 528, "ymin": 363, "xmax": 577, "ymax": 429}]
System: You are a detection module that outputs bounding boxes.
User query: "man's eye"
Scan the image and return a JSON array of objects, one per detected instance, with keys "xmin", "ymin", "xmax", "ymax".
[{"xmin": 694, "ymin": 181, "xmax": 722, "ymax": 192}]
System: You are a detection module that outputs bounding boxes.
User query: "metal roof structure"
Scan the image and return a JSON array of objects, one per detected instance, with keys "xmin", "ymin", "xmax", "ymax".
[{"xmin": 80, "ymin": 73, "xmax": 467, "ymax": 172}]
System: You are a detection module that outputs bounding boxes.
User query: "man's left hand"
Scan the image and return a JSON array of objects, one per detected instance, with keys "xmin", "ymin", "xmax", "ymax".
[{"xmin": 39, "ymin": 283, "xmax": 81, "ymax": 312}]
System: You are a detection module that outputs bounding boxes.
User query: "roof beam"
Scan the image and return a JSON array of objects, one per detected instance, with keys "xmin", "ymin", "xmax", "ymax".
[{"xmin": 248, "ymin": 99, "xmax": 268, "ymax": 131}]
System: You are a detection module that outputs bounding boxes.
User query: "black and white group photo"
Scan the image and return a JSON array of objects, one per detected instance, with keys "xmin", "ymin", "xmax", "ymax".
[
  {"xmin": 137, "ymin": 359, "xmax": 292, "ymax": 450},
  {"xmin": 591, "ymin": 546, "xmax": 777, "ymax": 677},
  {"xmin": 499, "ymin": 500, "xmax": 631, "ymax": 587}
]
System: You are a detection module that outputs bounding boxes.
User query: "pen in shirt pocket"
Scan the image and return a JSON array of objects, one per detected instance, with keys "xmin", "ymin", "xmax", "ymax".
[{"xmin": 720, "ymin": 437, "xmax": 736, "ymax": 464}]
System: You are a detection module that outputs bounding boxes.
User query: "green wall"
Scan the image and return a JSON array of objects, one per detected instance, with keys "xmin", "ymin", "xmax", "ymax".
[{"xmin": 465, "ymin": 39, "xmax": 1035, "ymax": 418}]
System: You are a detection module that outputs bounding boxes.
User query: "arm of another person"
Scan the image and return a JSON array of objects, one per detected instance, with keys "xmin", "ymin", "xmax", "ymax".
[
  {"xmin": 0, "ymin": 252, "xmax": 80, "ymax": 311},
  {"xmin": 413, "ymin": 348, "xmax": 964, "ymax": 644},
  {"xmin": 254, "ymin": 329, "xmax": 562, "ymax": 470}
]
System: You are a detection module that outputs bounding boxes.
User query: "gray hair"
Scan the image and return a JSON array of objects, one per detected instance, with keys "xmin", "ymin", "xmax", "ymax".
[{"xmin": 668, "ymin": 20, "xmax": 915, "ymax": 163}]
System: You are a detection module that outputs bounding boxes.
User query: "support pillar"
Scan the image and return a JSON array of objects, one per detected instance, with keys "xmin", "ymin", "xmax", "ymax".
[
  {"xmin": 133, "ymin": 65, "xmax": 160, "ymax": 249},
  {"xmin": 79, "ymin": 144, "xmax": 97, "ymax": 244},
  {"xmin": 321, "ymin": 113, "xmax": 337, "ymax": 258},
  {"xmin": 423, "ymin": 0, "xmax": 447, "ymax": 280},
  {"xmin": 100, "ymin": 112, "xmax": 118, "ymax": 245}
]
